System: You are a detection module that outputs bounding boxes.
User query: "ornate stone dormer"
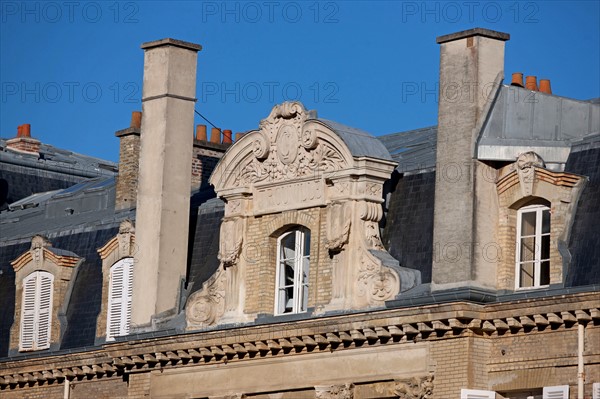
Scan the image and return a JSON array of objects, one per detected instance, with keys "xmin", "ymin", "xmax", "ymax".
[
  {"xmin": 495, "ymin": 152, "xmax": 587, "ymax": 290},
  {"xmin": 185, "ymin": 101, "xmax": 421, "ymax": 330},
  {"xmin": 10, "ymin": 236, "xmax": 81, "ymax": 353},
  {"xmin": 96, "ymin": 220, "xmax": 136, "ymax": 342}
]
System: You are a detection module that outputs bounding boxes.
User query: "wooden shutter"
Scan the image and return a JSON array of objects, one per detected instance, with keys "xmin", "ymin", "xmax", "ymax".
[
  {"xmin": 20, "ymin": 271, "xmax": 53, "ymax": 351},
  {"xmin": 20, "ymin": 273, "xmax": 38, "ymax": 350},
  {"xmin": 107, "ymin": 258, "xmax": 133, "ymax": 340},
  {"xmin": 542, "ymin": 385, "xmax": 569, "ymax": 399},
  {"xmin": 36, "ymin": 272, "xmax": 53, "ymax": 349}
]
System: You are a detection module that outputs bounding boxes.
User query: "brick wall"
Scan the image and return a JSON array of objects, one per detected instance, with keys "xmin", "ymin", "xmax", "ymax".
[
  {"xmin": 191, "ymin": 140, "xmax": 228, "ymax": 191},
  {"xmin": 115, "ymin": 131, "xmax": 140, "ymax": 210}
]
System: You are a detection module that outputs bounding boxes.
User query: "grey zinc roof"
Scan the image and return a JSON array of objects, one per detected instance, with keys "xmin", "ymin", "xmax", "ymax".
[
  {"xmin": 0, "ymin": 138, "xmax": 118, "ymax": 178},
  {"xmin": 377, "ymin": 126, "xmax": 437, "ymax": 173},
  {"xmin": 0, "ymin": 176, "xmax": 127, "ymax": 243},
  {"xmin": 314, "ymin": 119, "xmax": 393, "ymax": 161},
  {"xmin": 477, "ymin": 85, "xmax": 600, "ymax": 165}
]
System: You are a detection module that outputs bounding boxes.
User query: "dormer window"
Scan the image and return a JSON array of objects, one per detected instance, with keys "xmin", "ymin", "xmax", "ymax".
[
  {"xmin": 20, "ymin": 271, "xmax": 54, "ymax": 351},
  {"xmin": 275, "ymin": 228, "xmax": 310, "ymax": 315},
  {"xmin": 516, "ymin": 204, "xmax": 550, "ymax": 289},
  {"xmin": 106, "ymin": 258, "xmax": 134, "ymax": 340}
]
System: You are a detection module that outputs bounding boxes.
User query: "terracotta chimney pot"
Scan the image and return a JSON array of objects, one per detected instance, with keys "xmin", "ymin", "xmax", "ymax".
[
  {"xmin": 222, "ymin": 129, "xmax": 232, "ymax": 144},
  {"xmin": 17, "ymin": 125, "xmax": 23, "ymax": 137},
  {"xmin": 510, "ymin": 72, "xmax": 524, "ymax": 88},
  {"xmin": 130, "ymin": 111, "xmax": 142, "ymax": 129},
  {"xmin": 235, "ymin": 132, "xmax": 245, "ymax": 141},
  {"xmin": 525, "ymin": 76, "xmax": 538, "ymax": 91},
  {"xmin": 539, "ymin": 79, "xmax": 552, "ymax": 95},
  {"xmin": 21, "ymin": 124, "xmax": 31, "ymax": 137},
  {"xmin": 196, "ymin": 124, "xmax": 207, "ymax": 141},
  {"xmin": 210, "ymin": 127, "xmax": 221, "ymax": 143}
]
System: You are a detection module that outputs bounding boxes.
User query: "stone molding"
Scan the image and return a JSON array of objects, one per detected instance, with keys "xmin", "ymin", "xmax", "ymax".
[
  {"xmin": 11, "ymin": 236, "xmax": 80, "ymax": 273},
  {"xmin": 2, "ymin": 293, "xmax": 598, "ymax": 389}
]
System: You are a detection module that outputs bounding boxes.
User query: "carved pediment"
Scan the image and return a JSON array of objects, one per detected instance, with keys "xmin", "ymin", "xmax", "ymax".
[
  {"xmin": 97, "ymin": 220, "xmax": 136, "ymax": 260},
  {"xmin": 11, "ymin": 235, "xmax": 80, "ymax": 273},
  {"xmin": 211, "ymin": 101, "xmax": 353, "ymax": 195}
]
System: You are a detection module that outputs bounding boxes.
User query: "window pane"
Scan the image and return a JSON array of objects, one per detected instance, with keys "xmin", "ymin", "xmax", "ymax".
[
  {"xmin": 540, "ymin": 261, "xmax": 550, "ymax": 285},
  {"xmin": 278, "ymin": 288, "xmax": 289, "ymax": 314},
  {"xmin": 520, "ymin": 237, "xmax": 536, "ymax": 262},
  {"xmin": 280, "ymin": 233, "xmax": 296, "ymax": 260},
  {"xmin": 303, "ymin": 230, "xmax": 311, "ymax": 256},
  {"xmin": 542, "ymin": 209, "xmax": 550, "ymax": 234},
  {"xmin": 520, "ymin": 262, "xmax": 535, "ymax": 287},
  {"xmin": 300, "ymin": 284, "xmax": 308, "ymax": 312},
  {"xmin": 541, "ymin": 235, "xmax": 550, "ymax": 260},
  {"xmin": 280, "ymin": 260, "xmax": 295, "ymax": 287},
  {"xmin": 521, "ymin": 211, "xmax": 536, "ymax": 236}
]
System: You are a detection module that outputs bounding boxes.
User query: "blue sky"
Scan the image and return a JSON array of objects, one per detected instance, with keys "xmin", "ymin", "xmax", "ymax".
[{"xmin": 1, "ymin": 1, "xmax": 599, "ymax": 163}]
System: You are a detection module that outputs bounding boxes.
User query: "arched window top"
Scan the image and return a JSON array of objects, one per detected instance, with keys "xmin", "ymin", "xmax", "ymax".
[{"xmin": 275, "ymin": 227, "xmax": 310, "ymax": 315}]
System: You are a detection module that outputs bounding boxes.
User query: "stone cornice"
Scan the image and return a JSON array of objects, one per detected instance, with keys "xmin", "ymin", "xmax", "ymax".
[
  {"xmin": 496, "ymin": 166, "xmax": 583, "ymax": 195},
  {"xmin": 1, "ymin": 292, "xmax": 598, "ymax": 389},
  {"xmin": 11, "ymin": 248, "xmax": 79, "ymax": 273}
]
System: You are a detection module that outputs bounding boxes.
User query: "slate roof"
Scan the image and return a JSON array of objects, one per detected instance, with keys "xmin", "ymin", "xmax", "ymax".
[
  {"xmin": 377, "ymin": 126, "xmax": 437, "ymax": 173},
  {"xmin": 0, "ymin": 138, "xmax": 118, "ymax": 178}
]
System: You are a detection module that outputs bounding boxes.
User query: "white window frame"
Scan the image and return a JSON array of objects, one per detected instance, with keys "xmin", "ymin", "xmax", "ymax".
[
  {"xmin": 20, "ymin": 271, "xmax": 54, "ymax": 351},
  {"xmin": 461, "ymin": 389, "xmax": 502, "ymax": 399},
  {"xmin": 274, "ymin": 228, "xmax": 310, "ymax": 315},
  {"xmin": 106, "ymin": 258, "xmax": 134, "ymax": 341},
  {"xmin": 515, "ymin": 204, "xmax": 551, "ymax": 289}
]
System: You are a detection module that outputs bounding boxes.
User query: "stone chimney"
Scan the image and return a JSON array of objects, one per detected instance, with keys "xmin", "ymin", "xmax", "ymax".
[
  {"xmin": 6, "ymin": 124, "xmax": 41, "ymax": 154},
  {"xmin": 131, "ymin": 39, "xmax": 202, "ymax": 331},
  {"xmin": 114, "ymin": 111, "xmax": 142, "ymax": 210},
  {"xmin": 431, "ymin": 28, "xmax": 509, "ymax": 291}
]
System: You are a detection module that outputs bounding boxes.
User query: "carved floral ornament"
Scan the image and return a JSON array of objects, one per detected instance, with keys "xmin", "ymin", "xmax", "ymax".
[
  {"xmin": 394, "ymin": 374, "xmax": 434, "ymax": 399},
  {"xmin": 210, "ymin": 101, "xmax": 353, "ymax": 194}
]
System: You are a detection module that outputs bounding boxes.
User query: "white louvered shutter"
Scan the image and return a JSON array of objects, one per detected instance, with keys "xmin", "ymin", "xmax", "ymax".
[
  {"xmin": 593, "ymin": 382, "xmax": 600, "ymax": 399},
  {"xmin": 107, "ymin": 258, "xmax": 133, "ymax": 340},
  {"xmin": 36, "ymin": 272, "xmax": 53, "ymax": 349},
  {"xmin": 460, "ymin": 389, "xmax": 502, "ymax": 399},
  {"xmin": 20, "ymin": 273, "xmax": 38, "ymax": 350},
  {"xmin": 20, "ymin": 271, "xmax": 53, "ymax": 351},
  {"xmin": 542, "ymin": 385, "xmax": 569, "ymax": 399}
]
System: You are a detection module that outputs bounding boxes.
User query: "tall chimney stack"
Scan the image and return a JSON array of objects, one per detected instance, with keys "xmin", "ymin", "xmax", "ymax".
[
  {"xmin": 132, "ymin": 38, "xmax": 201, "ymax": 331},
  {"xmin": 432, "ymin": 28, "xmax": 509, "ymax": 291}
]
